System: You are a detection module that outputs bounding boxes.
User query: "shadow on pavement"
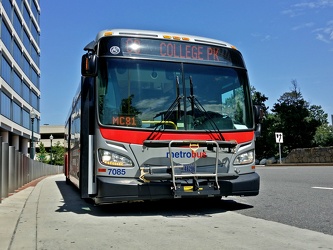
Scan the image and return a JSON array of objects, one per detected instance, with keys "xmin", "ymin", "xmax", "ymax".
[{"xmin": 55, "ymin": 180, "xmax": 253, "ymax": 217}]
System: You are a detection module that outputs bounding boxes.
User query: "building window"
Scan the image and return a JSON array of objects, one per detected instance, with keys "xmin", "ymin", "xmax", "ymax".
[
  {"xmin": 22, "ymin": 109, "xmax": 30, "ymax": 129},
  {"xmin": 1, "ymin": 21, "xmax": 12, "ymax": 52},
  {"xmin": 23, "ymin": 55, "xmax": 30, "ymax": 78},
  {"xmin": 1, "ymin": 56, "xmax": 12, "ymax": 85},
  {"xmin": 35, "ymin": 118, "xmax": 39, "ymax": 133},
  {"xmin": 2, "ymin": 0, "xmax": 12, "ymax": 20},
  {"xmin": 13, "ymin": 101, "xmax": 21, "ymax": 124},
  {"xmin": 31, "ymin": 45, "xmax": 39, "ymax": 66},
  {"xmin": 23, "ymin": 3, "xmax": 30, "ymax": 28},
  {"xmin": 31, "ymin": 67, "xmax": 39, "ymax": 86},
  {"xmin": 13, "ymin": 40, "xmax": 22, "ymax": 65},
  {"xmin": 31, "ymin": 22, "xmax": 39, "ymax": 45},
  {"xmin": 22, "ymin": 81, "xmax": 30, "ymax": 102},
  {"xmin": 16, "ymin": 0, "xmax": 24, "ymax": 11},
  {"xmin": 13, "ymin": 10, "xmax": 22, "ymax": 38},
  {"xmin": 1, "ymin": 92, "xmax": 11, "ymax": 119},
  {"xmin": 13, "ymin": 71, "xmax": 22, "ymax": 95},
  {"xmin": 31, "ymin": 90, "xmax": 38, "ymax": 110},
  {"xmin": 31, "ymin": 1, "xmax": 40, "ymax": 24},
  {"xmin": 23, "ymin": 29, "xmax": 30, "ymax": 53}
]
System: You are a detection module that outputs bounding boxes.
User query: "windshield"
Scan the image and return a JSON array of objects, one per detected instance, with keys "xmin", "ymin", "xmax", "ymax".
[{"xmin": 97, "ymin": 58, "xmax": 253, "ymax": 131}]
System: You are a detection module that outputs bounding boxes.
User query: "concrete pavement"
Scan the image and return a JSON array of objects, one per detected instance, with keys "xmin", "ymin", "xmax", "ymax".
[
  {"xmin": 1, "ymin": 174, "xmax": 333, "ymax": 250},
  {"xmin": 0, "ymin": 185, "xmax": 36, "ymax": 249}
]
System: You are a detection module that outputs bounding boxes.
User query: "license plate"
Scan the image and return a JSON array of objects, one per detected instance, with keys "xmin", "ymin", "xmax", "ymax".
[{"xmin": 182, "ymin": 164, "xmax": 195, "ymax": 172}]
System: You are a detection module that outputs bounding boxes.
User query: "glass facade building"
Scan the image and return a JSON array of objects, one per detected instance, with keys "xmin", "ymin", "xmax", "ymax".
[{"xmin": 0, "ymin": 0, "xmax": 40, "ymax": 155}]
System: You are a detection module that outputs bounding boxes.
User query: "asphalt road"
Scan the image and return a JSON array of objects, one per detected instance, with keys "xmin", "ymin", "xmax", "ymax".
[{"xmin": 228, "ymin": 166, "xmax": 333, "ymax": 236}]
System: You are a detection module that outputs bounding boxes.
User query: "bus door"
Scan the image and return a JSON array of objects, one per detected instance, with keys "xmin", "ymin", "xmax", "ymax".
[{"xmin": 80, "ymin": 76, "xmax": 97, "ymax": 198}]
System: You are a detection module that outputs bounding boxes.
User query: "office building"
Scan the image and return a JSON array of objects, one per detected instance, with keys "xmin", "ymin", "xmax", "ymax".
[
  {"xmin": 0, "ymin": 0, "xmax": 40, "ymax": 156},
  {"xmin": 37, "ymin": 125, "xmax": 64, "ymax": 152}
]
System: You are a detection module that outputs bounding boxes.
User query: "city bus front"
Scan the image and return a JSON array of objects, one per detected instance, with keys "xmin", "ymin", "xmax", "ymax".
[{"xmin": 82, "ymin": 30, "xmax": 260, "ymax": 204}]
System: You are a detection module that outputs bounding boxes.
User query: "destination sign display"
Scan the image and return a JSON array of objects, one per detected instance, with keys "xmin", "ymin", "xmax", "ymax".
[
  {"xmin": 99, "ymin": 37, "xmax": 244, "ymax": 67},
  {"xmin": 121, "ymin": 38, "xmax": 232, "ymax": 63}
]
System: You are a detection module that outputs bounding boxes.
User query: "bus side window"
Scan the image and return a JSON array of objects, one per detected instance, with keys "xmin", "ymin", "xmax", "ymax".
[{"xmin": 99, "ymin": 74, "xmax": 121, "ymax": 125}]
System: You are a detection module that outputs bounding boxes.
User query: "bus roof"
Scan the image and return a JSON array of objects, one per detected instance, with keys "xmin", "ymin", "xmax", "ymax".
[{"xmin": 94, "ymin": 29, "xmax": 237, "ymax": 50}]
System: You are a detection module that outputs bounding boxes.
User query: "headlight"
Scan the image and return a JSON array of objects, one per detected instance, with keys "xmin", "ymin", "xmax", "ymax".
[
  {"xmin": 98, "ymin": 149, "xmax": 133, "ymax": 167},
  {"xmin": 234, "ymin": 151, "xmax": 254, "ymax": 165}
]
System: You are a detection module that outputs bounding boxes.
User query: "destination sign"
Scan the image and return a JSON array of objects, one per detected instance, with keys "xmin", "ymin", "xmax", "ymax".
[
  {"xmin": 121, "ymin": 38, "xmax": 232, "ymax": 64},
  {"xmin": 99, "ymin": 37, "xmax": 244, "ymax": 67},
  {"xmin": 122, "ymin": 37, "xmax": 233, "ymax": 62}
]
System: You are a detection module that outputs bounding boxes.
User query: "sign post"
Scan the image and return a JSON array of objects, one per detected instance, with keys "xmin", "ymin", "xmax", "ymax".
[{"xmin": 275, "ymin": 132, "xmax": 283, "ymax": 164}]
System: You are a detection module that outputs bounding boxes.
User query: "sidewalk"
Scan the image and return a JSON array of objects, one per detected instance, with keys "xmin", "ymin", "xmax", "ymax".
[
  {"xmin": 0, "ymin": 175, "xmax": 57, "ymax": 250},
  {"xmin": 0, "ymin": 187, "xmax": 34, "ymax": 249}
]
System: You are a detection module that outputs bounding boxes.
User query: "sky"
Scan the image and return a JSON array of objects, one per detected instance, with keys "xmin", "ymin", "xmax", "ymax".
[{"xmin": 39, "ymin": 0, "xmax": 333, "ymax": 125}]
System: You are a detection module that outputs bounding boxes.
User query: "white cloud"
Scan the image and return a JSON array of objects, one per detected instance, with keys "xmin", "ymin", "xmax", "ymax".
[
  {"xmin": 262, "ymin": 35, "xmax": 272, "ymax": 42},
  {"xmin": 313, "ymin": 20, "xmax": 333, "ymax": 43},
  {"xmin": 251, "ymin": 33, "xmax": 274, "ymax": 42},
  {"xmin": 316, "ymin": 33, "xmax": 330, "ymax": 43},
  {"xmin": 292, "ymin": 22, "xmax": 315, "ymax": 30},
  {"xmin": 282, "ymin": 0, "xmax": 333, "ymax": 17},
  {"xmin": 283, "ymin": 1, "xmax": 333, "ymax": 43},
  {"xmin": 294, "ymin": 0, "xmax": 333, "ymax": 9},
  {"xmin": 281, "ymin": 9, "xmax": 302, "ymax": 18}
]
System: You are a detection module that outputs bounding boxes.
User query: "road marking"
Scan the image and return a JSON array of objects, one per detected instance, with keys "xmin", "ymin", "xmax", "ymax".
[{"xmin": 312, "ymin": 187, "xmax": 333, "ymax": 190}]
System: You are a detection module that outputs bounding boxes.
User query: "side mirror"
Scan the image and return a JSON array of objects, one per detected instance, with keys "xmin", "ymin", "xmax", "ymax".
[
  {"xmin": 81, "ymin": 53, "xmax": 98, "ymax": 76},
  {"xmin": 253, "ymin": 105, "xmax": 264, "ymax": 137}
]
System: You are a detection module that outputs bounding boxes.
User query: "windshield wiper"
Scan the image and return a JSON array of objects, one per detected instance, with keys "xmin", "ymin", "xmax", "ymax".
[
  {"xmin": 146, "ymin": 76, "xmax": 225, "ymax": 141},
  {"xmin": 188, "ymin": 76, "xmax": 225, "ymax": 141},
  {"xmin": 146, "ymin": 76, "xmax": 183, "ymax": 140}
]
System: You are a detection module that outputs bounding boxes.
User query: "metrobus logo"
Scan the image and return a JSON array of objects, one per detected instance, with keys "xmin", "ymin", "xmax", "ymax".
[{"xmin": 166, "ymin": 151, "xmax": 207, "ymax": 159}]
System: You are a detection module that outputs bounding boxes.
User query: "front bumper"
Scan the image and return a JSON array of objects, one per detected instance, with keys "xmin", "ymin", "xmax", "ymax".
[{"xmin": 94, "ymin": 172, "xmax": 260, "ymax": 204}]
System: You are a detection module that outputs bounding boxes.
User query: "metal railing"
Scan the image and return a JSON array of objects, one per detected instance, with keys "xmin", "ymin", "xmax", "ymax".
[{"xmin": 0, "ymin": 138, "xmax": 63, "ymax": 203}]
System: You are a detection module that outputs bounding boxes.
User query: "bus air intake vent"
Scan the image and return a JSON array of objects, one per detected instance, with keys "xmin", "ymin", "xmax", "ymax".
[
  {"xmin": 194, "ymin": 39, "xmax": 227, "ymax": 47},
  {"xmin": 118, "ymin": 32, "xmax": 158, "ymax": 37}
]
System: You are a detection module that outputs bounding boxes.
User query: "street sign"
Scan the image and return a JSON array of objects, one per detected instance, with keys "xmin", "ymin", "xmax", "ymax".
[
  {"xmin": 275, "ymin": 132, "xmax": 283, "ymax": 143},
  {"xmin": 275, "ymin": 132, "xmax": 283, "ymax": 164}
]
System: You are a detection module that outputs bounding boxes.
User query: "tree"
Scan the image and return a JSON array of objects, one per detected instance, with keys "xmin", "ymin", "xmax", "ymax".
[
  {"xmin": 309, "ymin": 105, "xmax": 328, "ymax": 125},
  {"xmin": 308, "ymin": 104, "xmax": 332, "ymax": 147},
  {"xmin": 314, "ymin": 124, "xmax": 333, "ymax": 147},
  {"xmin": 251, "ymin": 86, "xmax": 274, "ymax": 159},
  {"xmin": 251, "ymin": 86, "xmax": 269, "ymax": 113},
  {"xmin": 50, "ymin": 141, "xmax": 65, "ymax": 165},
  {"xmin": 255, "ymin": 113, "xmax": 279, "ymax": 159},
  {"xmin": 37, "ymin": 142, "xmax": 48, "ymax": 163},
  {"xmin": 252, "ymin": 81, "xmax": 331, "ymax": 160},
  {"xmin": 271, "ymin": 80, "xmax": 321, "ymax": 155}
]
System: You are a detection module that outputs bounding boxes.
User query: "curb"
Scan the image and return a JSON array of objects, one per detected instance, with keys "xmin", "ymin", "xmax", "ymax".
[{"xmin": 258, "ymin": 163, "xmax": 333, "ymax": 167}]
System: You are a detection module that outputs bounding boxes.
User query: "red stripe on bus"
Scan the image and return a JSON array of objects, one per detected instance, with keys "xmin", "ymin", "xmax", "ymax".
[
  {"xmin": 99, "ymin": 127, "xmax": 254, "ymax": 144},
  {"xmin": 98, "ymin": 168, "xmax": 107, "ymax": 173}
]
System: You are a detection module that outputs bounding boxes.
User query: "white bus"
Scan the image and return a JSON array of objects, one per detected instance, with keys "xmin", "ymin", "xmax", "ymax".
[{"xmin": 64, "ymin": 29, "xmax": 262, "ymax": 204}]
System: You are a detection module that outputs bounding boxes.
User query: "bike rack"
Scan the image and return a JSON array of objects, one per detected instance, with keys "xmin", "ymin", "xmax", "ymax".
[{"xmin": 143, "ymin": 139, "xmax": 238, "ymax": 198}]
